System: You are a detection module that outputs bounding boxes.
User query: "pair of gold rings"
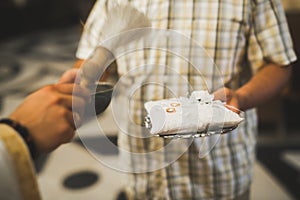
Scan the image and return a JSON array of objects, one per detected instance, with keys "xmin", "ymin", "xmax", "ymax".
[{"xmin": 166, "ymin": 102, "xmax": 180, "ymax": 113}]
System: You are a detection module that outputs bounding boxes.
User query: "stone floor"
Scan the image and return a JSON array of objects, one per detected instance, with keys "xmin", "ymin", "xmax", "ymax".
[{"xmin": 0, "ymin": 25, "xmax": 297, "ymax": 200}]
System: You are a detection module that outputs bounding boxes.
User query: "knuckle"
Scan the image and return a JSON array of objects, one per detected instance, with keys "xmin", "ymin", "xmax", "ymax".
[
  {"xmin": 57, "ymin": 108, "xmax": 70, "ymax": 118},
  {"xmin": 42, "ymin": 86, "xmax": 64, "ymax": 105},
  {"xmin": 59, "ymin": 126, "xmax": 74, "ymax": 143},
  {"xmin": 57, "ymin": 123, "xmax": 72, "ymax": 136},
  {"xmin": 49, "ymin": 96, "xmax": 62, "ymax": 105},
  {"xmin": 43, "ymin": 85, "xmax": 56, "ymax": 92},
  {"xmin": 60, "ymin": 123, "xmax": 71, "ymax": 133}
]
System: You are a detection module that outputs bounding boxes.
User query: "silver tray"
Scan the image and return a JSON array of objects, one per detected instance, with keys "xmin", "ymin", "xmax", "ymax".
[{"xmin": 153, "ymin": 125, "xmax": 238, "ymax": 139}]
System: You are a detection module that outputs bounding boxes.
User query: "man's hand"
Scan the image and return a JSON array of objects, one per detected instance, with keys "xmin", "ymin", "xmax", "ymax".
[
  {"xmin": 214, "ymin": 63, "xmax": 292, "ymax": 112},
  {"xmin": 9, "ymin": 69, "xmax": 90, "ymax": 154},
  {"xmin": 213, "ymin": 87, "xmax": 241, "ymax": 113}
]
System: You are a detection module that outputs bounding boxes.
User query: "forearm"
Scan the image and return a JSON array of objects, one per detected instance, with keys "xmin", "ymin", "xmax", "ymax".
[{"xmin": 236, "ymin": 63, "xmax": 292, "ymax": 111}]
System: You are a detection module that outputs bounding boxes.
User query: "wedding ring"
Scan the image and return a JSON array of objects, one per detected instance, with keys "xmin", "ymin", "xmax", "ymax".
[
  {"xmin": 170, "ymin": 102, "xmax": 180, "ymax": 107},
  {"xmin": 166, "ymin": 107, "xmax": 176, "ymax": 113}
]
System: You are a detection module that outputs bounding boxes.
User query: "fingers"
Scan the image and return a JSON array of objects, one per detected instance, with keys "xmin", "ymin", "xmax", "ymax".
[
  {"xmin": 63, "ymin": 108, "xmax": 80, "ymax": 129},
  {"xmin": 42, "ymin": 84, "xmax": 89, "ymax": 121},
  {"xmin": 72, "ymin": 96, "xmax": 87, "ymax": 117},
  {"xmin": 42, "ymin": 81, "xmax": 90, "ymax": 129},
  {"xmin": 54, "ymin": 84, "xmax": 90, "ymax": 101},
  {"xmin": 225, "ymin": 104, "xmax": 241, "ymax": 114},
  {"xmin": 213, "ymin": 87, "xmax": 241, "ymax": 113},
  {"xmin": 59, "ymin": 85, "xmax": 89, "ymax": 117},
  {"xmin": 57, "ymin": 93, "xmax": 87, "ymax": 117},
  {"xmin": 54, "ymin": 105, "xmax": 81, "ymax": 130},
  {"xmin": 213, "ymin": 87, "xmax": 229, "ymax": 102},
  {"xmin": 58, "ymin": 69, "xmax": 81, "ymax": 84},
  {"xmin": 11, "ymin": 81, "xmax": 88, "ymax": 154}
]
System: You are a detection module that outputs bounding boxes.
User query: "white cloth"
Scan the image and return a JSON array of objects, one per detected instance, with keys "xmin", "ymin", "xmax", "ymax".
[{"xmin": 145, "ymin": 91, "xmax": 243, "ymax": 135}]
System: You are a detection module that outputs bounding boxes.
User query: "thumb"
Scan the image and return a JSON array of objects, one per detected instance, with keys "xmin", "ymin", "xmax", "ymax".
[
  {"xmin": 213, "ymin": 87, "xmax": 229, "ymax": 102},
  {"xmin": 58, "ymin": 69, "xmax": 80, "ymax": 84}
]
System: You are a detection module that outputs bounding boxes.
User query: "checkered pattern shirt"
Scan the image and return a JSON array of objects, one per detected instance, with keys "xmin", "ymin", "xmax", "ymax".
[{"xmin": 76, "ymin": 0, "xmax": 297, "ymax": 199}]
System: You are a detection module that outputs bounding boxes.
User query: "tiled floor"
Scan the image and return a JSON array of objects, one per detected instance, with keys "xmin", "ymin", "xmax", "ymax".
[{"xmin": 0, "ymin": 25, "xmax": 297, "ymax": 200}]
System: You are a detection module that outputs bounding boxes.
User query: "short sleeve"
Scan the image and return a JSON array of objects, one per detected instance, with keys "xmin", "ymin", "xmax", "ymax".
[
  {"xmin": 247, "ymin": 0, "xmax": 297, "ymax": 73},
  {"xmin": 76, "ymin": 0, "xmax": 108, "ymax": 59}
]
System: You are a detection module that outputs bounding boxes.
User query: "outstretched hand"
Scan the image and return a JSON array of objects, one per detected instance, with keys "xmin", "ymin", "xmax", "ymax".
[{"xmin": 9, "ymin": 69, "xmax": 90, "ymax": 154}]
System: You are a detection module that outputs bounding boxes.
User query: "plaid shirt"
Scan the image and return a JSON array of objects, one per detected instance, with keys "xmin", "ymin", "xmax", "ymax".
[{"xmin": 76, "ymin": 0, "xmax": 296, "ymax": 199}]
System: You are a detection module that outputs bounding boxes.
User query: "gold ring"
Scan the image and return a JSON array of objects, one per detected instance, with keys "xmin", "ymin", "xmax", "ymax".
[
  {"xmin": 166, "ymin": 107, "xmax": 176, "ymax": 113},
  {"xmin": 170, "ymin": 103, "xmax": 180, "ymax": 107}
]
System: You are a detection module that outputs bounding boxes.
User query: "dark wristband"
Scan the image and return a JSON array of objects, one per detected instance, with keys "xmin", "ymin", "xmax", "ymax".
[{"xmin": 0, "ymin": 118, "xmax": 37, "ymax": 159}]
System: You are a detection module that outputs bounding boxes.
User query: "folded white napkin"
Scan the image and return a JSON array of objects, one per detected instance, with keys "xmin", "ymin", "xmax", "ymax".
[{"xmin": 144, "ymin": 91, "xmax": 244, "ymax": 135}]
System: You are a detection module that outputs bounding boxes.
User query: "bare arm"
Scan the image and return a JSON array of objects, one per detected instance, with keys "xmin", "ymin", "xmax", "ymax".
[
  {"xmin": 215, "ymin": 63, "xmax": 292, "ymax": 111},
  {"xmin": 236, "ymin": 63, "xmax": 292, "ymax": 110}
]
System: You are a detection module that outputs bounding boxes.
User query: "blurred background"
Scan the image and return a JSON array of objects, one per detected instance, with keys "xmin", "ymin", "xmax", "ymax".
[{"xmin": 0, "ymin": 0, "xmax": 299, "ymax": 199}]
